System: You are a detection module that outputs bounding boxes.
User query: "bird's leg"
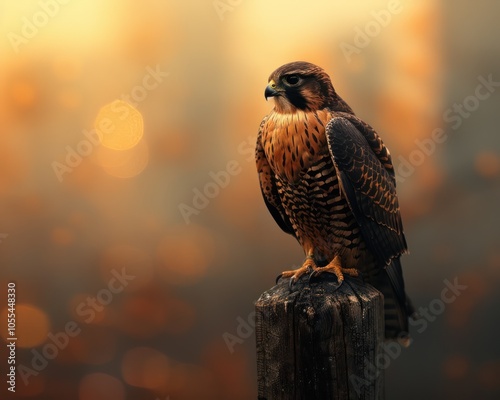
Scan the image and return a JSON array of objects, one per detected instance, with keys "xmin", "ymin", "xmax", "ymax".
[
  {"xmin": 277, "ymin": 254, "xmax": 317, "ymax": 286},
  {"xmin": 309, "ymin": 255, "xmax": 358, "ymax": 283}
]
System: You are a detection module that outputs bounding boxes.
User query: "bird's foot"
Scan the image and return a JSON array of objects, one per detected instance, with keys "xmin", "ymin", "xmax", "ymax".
[
  {"xmin": 276, "ymin": 255, "xmax": 317, "ymax": 289},
  {"xmin": 309, "ymin": 255, "xmax": 358, "ymax": 284}
]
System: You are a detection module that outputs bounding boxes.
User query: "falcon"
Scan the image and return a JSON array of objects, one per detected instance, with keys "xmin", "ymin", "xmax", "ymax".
[{"xmin": 256, "ymin": 61, "xmax": 413, "ymax": 339}]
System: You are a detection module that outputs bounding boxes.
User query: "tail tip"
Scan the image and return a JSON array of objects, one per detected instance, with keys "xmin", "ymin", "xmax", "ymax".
[
  {"xmin": 385, "ymin": 331, "xmax": 413, "ymax": 348},
  {"xmin": 398, "ymin": 334, "xmax": 412, "ymax": 348}
]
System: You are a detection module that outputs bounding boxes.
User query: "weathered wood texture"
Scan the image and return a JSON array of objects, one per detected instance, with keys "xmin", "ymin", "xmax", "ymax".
[{"xmin": 255, "ymin": 275, "xmax": 384, "ymax": 400}]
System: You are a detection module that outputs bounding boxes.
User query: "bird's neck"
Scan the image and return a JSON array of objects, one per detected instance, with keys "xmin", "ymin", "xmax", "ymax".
[{"xmin": 262, "ymin": 109, "xmax": 332, "ymax": 182}]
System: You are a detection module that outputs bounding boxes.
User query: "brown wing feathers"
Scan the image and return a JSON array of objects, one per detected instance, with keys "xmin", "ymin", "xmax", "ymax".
[{"xmin": 325, "ymin": 116, "xmax": 407, "ymax": 264}]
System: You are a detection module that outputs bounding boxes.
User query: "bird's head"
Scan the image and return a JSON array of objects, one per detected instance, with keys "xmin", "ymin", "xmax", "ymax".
[{"xmin": 265, "ymin": 61, "xmax": 353, "ymax": 114}]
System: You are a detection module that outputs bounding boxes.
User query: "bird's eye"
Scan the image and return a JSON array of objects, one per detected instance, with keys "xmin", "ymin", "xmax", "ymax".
[{"xmin": 284, "ymin": 75, "xmax": 301, "ymax": 86}]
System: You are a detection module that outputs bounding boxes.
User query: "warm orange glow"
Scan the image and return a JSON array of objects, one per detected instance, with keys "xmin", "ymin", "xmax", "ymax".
[
  {"xmin": 68, "ymin": 212, "xmax": 86, "ymax": 227},
  {"xmin": 13, "ymin": 374, "xmax": 45, "ymax": 397},
  {"xmin": 475, "ymin": 151, "xmax": 500, "ymax": 178},
  {"xmin": 68, "ymin": 293, "xmax": 107, "ymax": 325},
  {"xmin": 116, "ymin": 288, "xmax": 195, "ymax": 338},
  {"xmin": 213, "ymin": 170, "xmax": 261, "ymax": 232},
  {"xmin": 50, "ymin": 227, "xmax": 74, "ymax": 246},
  {"xmin": 202, "ymin": 341, "xmax": 253, "ymax": 399},
  {"xmin": 121, "ymin": 347, "xmax": 171, "ymax": 389},
  {"xmin": 0, "ymin": 304, "xmax": 50, "ymax": 347},
  {"xmin": 69, "ymin": 328, "xmax": 117, "ymax": 365},
  {"xmin": 487, "ymin": 251, "xmax": 500, "ymax": 277},
  {"xmin": 446, "ymin": 274, "xmax": 489, "ymax": 329},
  {"xmin": 10, "ymin": 81, "xmax": 37, "ymax": 108},
  {"xmin": 93, "ymin": 143, "xmax": 135, "ymax": 169},
  {"xmin": 0, "ymin": 141, "xmax": 30, "ymax": 193},
  {"xmin": 432, "ymin": 243, "xmax": 453, "ymax": 263},
  {"xmin": 58, "ymin": 89, "xmax": 81, "ymax": 110},
  {"xmin": 97, "ymin": 139, "xmax": 150, "ymax": 179},
  {"xmin": 94, "ymin": 100, "xmax": 144, "ymax": 150},
  {"xmin": 79, "ymin": 373, "xmax": 125, "ymax": 400},
  {"xmin": 52, "ymin": 56, "xmax": 82, "ymax": 81},
  {"xmin": 163, "ymin": 297, "xmax": 196, "ymax": 335},
  {"xmin": 98, "ymin": 244, "xmax": 153, "ymax": 291},
  {"xmin": 156, "ymin": 224, "xmax": 216, "ymax": 285},
  {"xmin": 119, "ymin": 295, "xmax": 167, "ymax": 338},
  {"xmin": 157, "ymin": 130, "xmax": 194, "ymax": 162},
  {"xmin": 416, "ymin": 162, "xmax": 445, "ymax": 191}
]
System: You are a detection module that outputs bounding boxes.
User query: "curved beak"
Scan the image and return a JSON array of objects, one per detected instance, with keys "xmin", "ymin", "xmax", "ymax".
[{"xmin": 264, "ymin": 80, "xmax": 279, "ymax": 100}]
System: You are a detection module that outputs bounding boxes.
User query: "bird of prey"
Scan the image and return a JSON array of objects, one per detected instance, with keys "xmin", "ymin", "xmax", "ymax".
[{"xmin": 255, "ymin": 61, "xmax": 413, "ymax": 339}]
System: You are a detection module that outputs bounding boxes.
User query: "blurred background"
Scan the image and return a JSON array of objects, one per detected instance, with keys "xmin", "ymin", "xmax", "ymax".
[{"xmin": 0, "ymin": 0, "xmax": 499, "ymax": 399}]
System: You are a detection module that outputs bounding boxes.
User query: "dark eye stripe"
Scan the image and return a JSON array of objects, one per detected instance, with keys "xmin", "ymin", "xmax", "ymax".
[{"xmin": 286, "ymin": 90, "xmax": 308, "ymax": 109}]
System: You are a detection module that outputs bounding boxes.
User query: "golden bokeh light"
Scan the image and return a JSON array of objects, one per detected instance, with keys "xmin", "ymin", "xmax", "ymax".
[
  {"xmin": 446, "ymin": 273, "xmax": 489, "ymax": 329},
  {"xmin": 156, "ymin": 224, "xmax": 217, "ymax": 285},
  {"xmin": 79, "ymin": 373, "xmax": 125, "ymax": 400},
  {"xmin": 58, "ymin": 89, "xmax": 81, "ymax": 110},
  {"xmin": 0, "ymin": 139, "xmax": 30, "ymax": 193},
  {"xmin": 163, "ymin": 297, "xmax": 196, "ymax": 335},
  {"xmin": 213, "ymin": 170, "xmax": 261, "ymax": 231},
  {"xmin": 92, "ymin": 136, "xmax": 150, "ymax": 179},
  {"xmin": 52, "ymin": 56, "xmax": 82, "ymax": 81},
  {"xmin": 487, "ymin": 250, "xmax": 500, "ymax": 278},
  {"xmin": 475, "ymin": 151, "xmax": 500, "ymax": 178},
  {"xmin": 93, "ymin": 143, "xmax": 135, "ymax": 169},
  {"xmin": 121, "ymin": 347, "xmax": 171, "ymax": 389},
  {"xmin": 50, "ymin": 227, "xmax": 74, "ymax": 246},
  {"xmin": 97, "ymin": 139, "xmax": 150, "ymax": 179},
  {"xmin": 156, "ymin": 130, "xmax": 194, "ymax": 163},
  {"xmin": 68, "ymin": 293, "xmax": 108, "ymax": 325},
  {"xmin": 10, "ymin": 80, "xmax": 37, "ymax": 109},
  {"xmin": 119, "ymin": 294, "xmax": 167, "ymax": 338},
  {"xmin": 416, "ymin": 161, "xmax": 445, "ymax": 192},
  {"xmin": 94, "ymin": 100, "xmax": 144, "ymax": 150},
  {"xmin": 119, "ymin": 292, "xmax": 195, "ymax": 338},
  {"xmin": 0, "ymin": 304, "xmax": 50, "ymax": 347},
  {"xmin": 202, "ymin": 341, "xmax": 254, "ymax": 399},
  {"xmin": 13, "ymin": 374, "xmax": 45, "ymax": 398},
  {"xmin": 68, "ymin": 211, "xmax": 87, "ymax": 228}
]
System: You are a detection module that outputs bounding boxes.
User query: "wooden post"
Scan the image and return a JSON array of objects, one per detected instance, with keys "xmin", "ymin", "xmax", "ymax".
[{"xmin": 255, "ymin": 275, "xmax": 385, "ymax": 400}]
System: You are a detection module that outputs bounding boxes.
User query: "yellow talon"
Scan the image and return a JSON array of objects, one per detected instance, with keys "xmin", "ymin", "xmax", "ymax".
[{"xmin": 309, "ymin": 255, "xmax": 359, "ymax": 282}]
